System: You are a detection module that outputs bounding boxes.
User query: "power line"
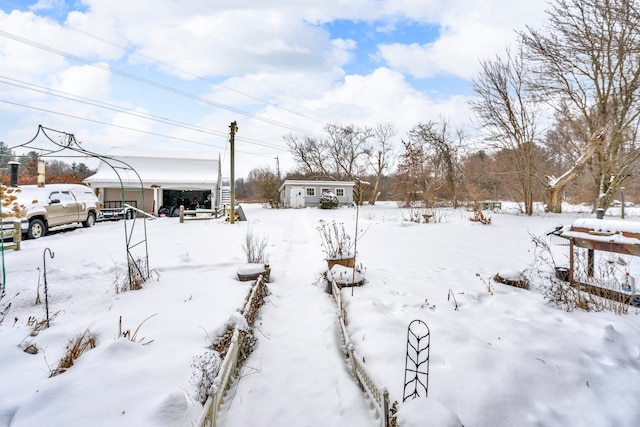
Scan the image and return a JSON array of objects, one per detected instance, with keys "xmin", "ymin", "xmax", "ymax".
[
  {"xmin": 0, "ymin": 0, "xmax": 327, "ymax": 128},
  {"xmin": 0, "ymin": 98, "xmax": 279, "ymax": 159},
  {"xmin": 66, "ymin": 26, "xmax": 329, "ymax": 129},
  {"xmin": 0, "ymin": 29, "xmax": 325, "ymax": 137},
  {"xmin": 0, "ymin": 75, "xmax": 285, "ymax": 151}
]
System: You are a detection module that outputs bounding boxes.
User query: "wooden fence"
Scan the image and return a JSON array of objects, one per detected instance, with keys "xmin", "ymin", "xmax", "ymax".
[
  {"xmin": 330, "ymin": 276, "xmax": 391, "ymax": 427},
  {"xmin": 195, "ymin": 274, "xmax": 268, "ymax": 427},
  {"xmin": 1, "ymin": 221, "xmax": 21, "ymax": 251},
  {"xmin": 179, "ymin": 205, "xmax": 222, "ymax": 222}
]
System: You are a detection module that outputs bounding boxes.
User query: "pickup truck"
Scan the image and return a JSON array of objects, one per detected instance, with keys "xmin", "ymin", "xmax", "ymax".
[{"xmin": 10, "ymin": 184, "xmax": 101, "ymax": 239}]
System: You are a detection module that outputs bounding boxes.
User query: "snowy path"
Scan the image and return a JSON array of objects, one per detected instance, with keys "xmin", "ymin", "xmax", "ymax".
[{"xmin": 217, "ymin": 208, "xmax": 377, "ymax": 427}]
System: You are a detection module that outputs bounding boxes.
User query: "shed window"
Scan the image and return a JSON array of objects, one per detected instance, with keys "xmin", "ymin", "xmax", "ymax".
[
  {"xmin": 335, "ymin": 188, "xmax": 345, "ymax": 197},
  {"xmin": 306, "ymin": 187, "xmax": 315, "ymax": 196},
  {"xmin": 321, "ymin": 188, "xmax": 331, "ymax": 195}
]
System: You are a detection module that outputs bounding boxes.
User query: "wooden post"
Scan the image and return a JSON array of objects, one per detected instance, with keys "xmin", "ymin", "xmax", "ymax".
[
  {"xmin": 13, "ymin": 221, "xmax": 21, "ymax": 251},
  {"xmin": 179, "ymin": 205, "xmax": 184, "ymax": 223},
  {"xmin": 229, "ymin": 121, "xmax": 238, "ymax": 224},
  {"xmin": 587, "ymin": 248, "xmax": 594, "ymax": 277},
  {"xmin": 569, "ymin": 239, "xmax": 574, "ymax": 283}
]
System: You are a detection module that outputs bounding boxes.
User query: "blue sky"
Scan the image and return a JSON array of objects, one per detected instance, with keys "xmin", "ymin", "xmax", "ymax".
[{"xmin": 0, "ymin": 0, "xmax": 548, "ymax": 177}]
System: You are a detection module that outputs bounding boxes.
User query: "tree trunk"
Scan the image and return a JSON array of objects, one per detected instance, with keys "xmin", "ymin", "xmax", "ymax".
[
  {"xmin": 368, "ymin": 152, "xmax": 383, "ymax": 205},
  {"xmin": 545, "ymin": 129, "xmax": 604, "ymax": 213}
]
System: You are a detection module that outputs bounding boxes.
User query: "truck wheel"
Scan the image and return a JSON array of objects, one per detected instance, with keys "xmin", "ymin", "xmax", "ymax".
[
  {"xmin": 82, "ymin": 211, "xmax": 96, "ymax": 228},
  {"xmin": 28, "ymin": 219, "xmax": 47, "ymax": 239}
]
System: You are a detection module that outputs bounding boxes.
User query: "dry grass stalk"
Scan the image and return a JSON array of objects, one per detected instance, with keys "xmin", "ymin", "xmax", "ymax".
[
  {"xmin": 113, "ymin": 257, "xmax": 151, "ymax": 293},
  {"xmin": 49, "ymin": 328, "xmax": 97, "ymax": 377},
  {"xmin": 0, "ymin": 301, "xmax": 10, "ymax": 326},
  {"xmin": 19, "ymin": 311, "xmax": 62, "ymax": 347},
  {"xmin": 530, "ymin": 232, "xmax": 631, "ymax": 314},
  {"xmin": 470, "ymin": 209, "xmax": 491, "ymax": 224},
  {"xmin": 35, "ymin": 267, "xmax": 42, "ymax": 304},
  {"xmin": 127, "ymin": 257, "xmax": 147, "ymax": 291},
  {"xmin": 118, "ymin": 314, "xmax": 157, "ymax": 345},
  {"xmin": 242, "ymin": 228, "xmax": 270, "ymax": 264},
  {"xmin": 23, "ymin": 343, "xmax": 38, "ymax": 354},
  {"xmin": 476, "ymin": 274, "xmax": 494, "ymax": 295},
  {"xmin": 318, "ymin": 220, "xmax": 353, "ymax": 259}
]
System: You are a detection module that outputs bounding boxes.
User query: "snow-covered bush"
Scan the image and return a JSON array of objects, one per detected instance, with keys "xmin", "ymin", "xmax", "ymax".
[
  {"xmin": 319, "ymin": 191, "xmax": 339, "ymax": 209},
  {"xmin": 191, "ymin": 350, "xmax": 222, "ymax": 405}
]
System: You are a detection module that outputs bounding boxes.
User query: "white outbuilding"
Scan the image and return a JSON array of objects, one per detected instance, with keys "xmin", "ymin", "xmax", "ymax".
[
  {"xmin": 278, "ymin": 179, "xmax": 355, "ymax": 208},
  {"xmin": 83, "ymin": 148, "xmax": 222, "ymax": 215}
]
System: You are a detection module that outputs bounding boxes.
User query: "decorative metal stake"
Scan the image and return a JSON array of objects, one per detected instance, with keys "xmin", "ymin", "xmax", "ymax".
[
  {"xmin": 403, "ymin": 319, "xmax": 430, "ymax": 401},
  {"xmin": 43, "ymin": 248, "xmax": 54, "ymax": 327}
]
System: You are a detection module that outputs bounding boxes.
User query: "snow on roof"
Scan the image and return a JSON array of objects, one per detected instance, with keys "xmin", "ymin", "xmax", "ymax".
[
  {"xmin": 84, "ymin": 148, "xmax": 220, "ymax": 189},
  {"xmin": 278, "ymin": 179, "xmax": 356, "ymax": 192}
]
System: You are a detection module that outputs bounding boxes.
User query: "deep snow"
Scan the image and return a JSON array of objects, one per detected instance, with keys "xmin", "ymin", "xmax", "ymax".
[{"xmin": 1, "ymin": 202, "xmax": 639, "ymax": 427}]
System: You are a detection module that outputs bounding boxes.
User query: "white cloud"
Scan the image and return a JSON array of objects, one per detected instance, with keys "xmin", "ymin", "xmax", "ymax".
[
  {"xmin": 0, "ymin": 0, "xmax": 550, "ymax": 177},
  {"xmin": 29, "ymin": 0, "xmax": 65, "ymax": 12},
  {"xmin": 377, "ymin": 0, "xmax": 547, "ymax": 80},
  {"xmin": 378, "ymin": 24, "xmax": 518, "ymax": 80},
  {"xmin": 50, "ymin": 63, "xmax": 111, "ymax": 99}
]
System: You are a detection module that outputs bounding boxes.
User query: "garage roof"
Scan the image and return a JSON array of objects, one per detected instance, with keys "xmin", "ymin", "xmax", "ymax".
[{"xmin": 83, "ymin": 148, "xmax": 220, "ymax": 190}]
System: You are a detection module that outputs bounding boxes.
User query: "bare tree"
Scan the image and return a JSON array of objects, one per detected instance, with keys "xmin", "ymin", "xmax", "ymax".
[
  {"xmin": 368, "ymin": 123, "xmax": 396, "ymax": 205},
  {"xmin": 247, "ymin": 167, "xmax": 280, "ymax": 202},
  {"xmin": 284, "ymin": 123, "xmax": 373, "ymax": 180},
  {"xmin": 408, "ymin": 120, "xmax": 465, "ymax": 208},
  {"xmin": 283, "ymin": 134, "xmax": 331, "ymax": 177},
  {"xmin": 471, "ymin": 48, "xmax": 540, "ymax": 215},
  {"xmin": 395, "ymin": 137, "xmax": 434, "ymax": 207},
  {"xmin": 521, "ymin": 0, "xmax": 640, "ymax": 211}
]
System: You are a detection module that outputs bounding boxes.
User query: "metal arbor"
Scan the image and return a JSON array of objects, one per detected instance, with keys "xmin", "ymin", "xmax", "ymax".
[
  {"xmin": 9, "ymin": 125, "xmax": 150, "ymax": 288},
  {"xmin": 403, "ymin": 319, "xmax": 431, "ymax": 401}
]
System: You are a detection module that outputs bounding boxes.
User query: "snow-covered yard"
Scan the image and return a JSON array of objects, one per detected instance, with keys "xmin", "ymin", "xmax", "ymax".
[{"xmin": 1, "ymin": 202, "xmax": 639, "ymax": 426}]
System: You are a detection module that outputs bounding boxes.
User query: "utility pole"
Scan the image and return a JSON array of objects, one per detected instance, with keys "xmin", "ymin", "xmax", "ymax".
[
  {"xmin": 275, "ymin": 156, "xmax": 281, "ymax": 181},
  {"xmin": 229, "ymin": 121, "xmax": 238, "ymax": 224}
]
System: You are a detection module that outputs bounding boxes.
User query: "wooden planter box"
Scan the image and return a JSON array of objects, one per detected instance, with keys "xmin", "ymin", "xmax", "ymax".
[
  {"xmin": 237, "ymin": 264, "xmax": 270, "ymax": 282},
  {"xmin": 326, "ymin": 256, "xmax": 355, "ymax": 269}
]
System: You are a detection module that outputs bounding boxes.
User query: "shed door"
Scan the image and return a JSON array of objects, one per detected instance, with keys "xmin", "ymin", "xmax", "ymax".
[{"xmin": 290, "ymin": 187, "xmax": 305, "ymax": 208}]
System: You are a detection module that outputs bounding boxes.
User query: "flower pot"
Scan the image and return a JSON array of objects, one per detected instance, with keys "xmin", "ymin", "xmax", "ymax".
[
  {"xmin": 326, "ymin": 256, "xmax": 355, "ymax": 269},
  {"xmin": 237, "ymin": 264, "xmax": 271, "ymax": 282}
]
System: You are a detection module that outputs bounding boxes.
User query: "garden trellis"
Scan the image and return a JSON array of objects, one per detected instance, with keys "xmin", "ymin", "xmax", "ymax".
[{"xmin": 9, "ymin": 125, "xmax": 150, "ymax": 288}]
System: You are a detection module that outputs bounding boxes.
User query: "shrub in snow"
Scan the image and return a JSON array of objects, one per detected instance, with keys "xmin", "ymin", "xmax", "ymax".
[
  {"xmin": 318, "ymin": 219, "xmax": 354, "ymax": 259},
  {"xmin": 113, "ymin": 257, "xmax": 153, "ymax": 293},
  {"xmin": 403, "ymin": 207, "xmax": 445, "ymax": 223},
  {"xmin": 319, "ymin": 191, "xmax": 339, "ymax": 209},
  {"xmin": 191, "ymin": 350, "xmax": 222, "ymax": 405},
  {"xmin": 470, "ymin": 209, "xmax": 491, "ymax": 224},
  {"xmin": 242, "ymin": 228, "xmax": 270, "ymax": 264},
  {"xmin": 529, "ymin": 232, "xmax": 632, "ymax": 314}
]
